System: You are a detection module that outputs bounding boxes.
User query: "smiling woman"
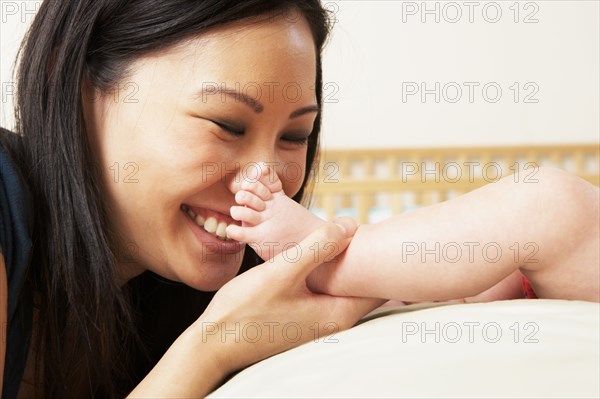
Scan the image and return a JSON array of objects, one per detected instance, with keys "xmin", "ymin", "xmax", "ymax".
[
  {"xmin": 0, "ymin": 1, "xmax": 384, "ymax": 397},
  {"xmin": 81, "ymin": 10, "xmax": 321, "ymax": 291}
]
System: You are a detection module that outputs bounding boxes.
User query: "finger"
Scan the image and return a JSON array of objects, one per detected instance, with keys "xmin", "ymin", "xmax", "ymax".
[
  {"xmin": 272, "ymin": 220, "xmax": 356, "ymax": 283},
  {"xmin": 330, "ymin": 216, "xmax": 358, "ymax": 237},
  {"xmin": 230, "ymin": 205, "xmax": 263, "ymax": 225},
  {"xmin": 235, "ymin": 190, "xmax": 267, "ymax": 211}
]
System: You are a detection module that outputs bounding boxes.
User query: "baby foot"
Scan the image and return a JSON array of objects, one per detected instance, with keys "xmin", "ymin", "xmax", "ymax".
[{"xmin": 226, "ymin": 164, "xmax": 325, "ymax": 261}]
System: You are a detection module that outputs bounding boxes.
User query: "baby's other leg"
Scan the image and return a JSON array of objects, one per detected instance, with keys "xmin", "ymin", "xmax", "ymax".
[
  {"xmin": 226, "ymin": 165, "xmax": 326, "ymax": 261},
  {"xmin": 462, "ymin": 270, "xmax": 526, "ymax": 302}
]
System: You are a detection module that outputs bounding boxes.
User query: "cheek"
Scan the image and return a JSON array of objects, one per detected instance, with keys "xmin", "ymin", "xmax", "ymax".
[{"xmin": 277, "ymin": 151, "xmax": 308, "ymax": 199}]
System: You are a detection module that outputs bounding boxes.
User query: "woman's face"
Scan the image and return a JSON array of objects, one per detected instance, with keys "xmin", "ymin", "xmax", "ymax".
[{"xmin": 82, "ymin": 14, "xmax": 318, "ymax": 290}]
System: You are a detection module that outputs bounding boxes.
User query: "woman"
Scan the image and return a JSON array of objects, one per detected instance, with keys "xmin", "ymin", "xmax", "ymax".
[{"xmin": 0, "ymin": 1, "xmax": 384, "ymax": 397}]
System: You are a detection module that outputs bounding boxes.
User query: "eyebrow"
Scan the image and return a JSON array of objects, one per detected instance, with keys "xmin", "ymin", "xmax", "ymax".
[{"xmin": 192, "ymin": 87, "xmax": 320, "ymax": 119}]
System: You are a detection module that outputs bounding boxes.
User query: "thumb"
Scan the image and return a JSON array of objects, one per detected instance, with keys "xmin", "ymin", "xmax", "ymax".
[
  {"xmin": 274, "ymin": 217, "xmax": 358, "ymax": 284},
  {"xmin": 331, "ymin": 216, "xmax": 359, "ymax": 236}
]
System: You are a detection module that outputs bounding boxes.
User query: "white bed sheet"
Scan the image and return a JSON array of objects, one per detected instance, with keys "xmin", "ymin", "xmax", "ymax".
[{"xmin": 208, "ymin": 299, "xmax": 600, "ymax": 398}]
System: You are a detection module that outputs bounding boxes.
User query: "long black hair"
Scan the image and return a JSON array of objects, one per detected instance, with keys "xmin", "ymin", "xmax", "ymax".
[{"xmin": 6, "ymin": 0, "xmax": 332, "ymax": 396}]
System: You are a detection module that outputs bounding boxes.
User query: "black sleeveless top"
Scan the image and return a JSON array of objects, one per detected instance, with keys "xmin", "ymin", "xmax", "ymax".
[{"xmin": 0, "ymin": 130, "xmax": 34, "ymax": 399}]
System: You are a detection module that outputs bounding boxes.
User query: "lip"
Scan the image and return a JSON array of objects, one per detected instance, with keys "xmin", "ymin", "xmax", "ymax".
[{"xmin": 181, "ymin": 205, "xmax": 244, "ymax": 254}]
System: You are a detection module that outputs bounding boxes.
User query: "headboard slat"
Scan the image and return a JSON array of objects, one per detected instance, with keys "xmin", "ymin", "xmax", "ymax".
[{"xmin": 312, "ymin": 144, "xmax": 600, "ymax": 223}]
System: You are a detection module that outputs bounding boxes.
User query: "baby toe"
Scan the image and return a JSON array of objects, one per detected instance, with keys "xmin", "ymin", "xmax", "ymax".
[
  {"xmin": 235, "ymin": 190, "xmax": 267, "ymax": 211},
  {"xmin": 230, "ymin": 205, "xmax": 263, "ymax": 225}
]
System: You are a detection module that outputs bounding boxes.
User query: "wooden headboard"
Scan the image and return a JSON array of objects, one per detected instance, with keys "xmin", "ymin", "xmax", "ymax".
[{"xmin": 310, "ymin": 144, "xmax": 600, "ymax": 224}]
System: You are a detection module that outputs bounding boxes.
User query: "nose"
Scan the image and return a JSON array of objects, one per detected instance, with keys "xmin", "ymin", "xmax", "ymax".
[{"xmin": 223, "ymin": 146, "xmax": 278, "ymax": 195}]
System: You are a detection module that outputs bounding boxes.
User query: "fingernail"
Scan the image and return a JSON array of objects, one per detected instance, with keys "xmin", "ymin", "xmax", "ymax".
[{"xmin": 332, "ymin": 221, "xmax": 348, "ymax": 235}]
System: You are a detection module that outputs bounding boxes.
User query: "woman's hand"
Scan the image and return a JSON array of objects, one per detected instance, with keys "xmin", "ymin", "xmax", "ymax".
[
  {"xmin": 197, "ymin": 216, "xmax": 384, "ymax": 373},
  {"xmin": 129, "ymin": 217, "xmax": 384, "ymax": 398}
]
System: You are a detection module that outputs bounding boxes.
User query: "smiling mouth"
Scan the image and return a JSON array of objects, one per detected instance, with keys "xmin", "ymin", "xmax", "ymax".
[{"xmin": 180, "ymin": 204, "xmax": 239, "ymax": 241}]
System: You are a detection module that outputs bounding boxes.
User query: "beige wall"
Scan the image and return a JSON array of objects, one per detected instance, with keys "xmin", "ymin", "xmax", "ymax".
[
  {"xmin": 320, "ymin": 1, "xmax": 599, "ymax": 148},
  {"xmin": 2, "ymin": 1, "xmax": 598, "ymax": 148}
]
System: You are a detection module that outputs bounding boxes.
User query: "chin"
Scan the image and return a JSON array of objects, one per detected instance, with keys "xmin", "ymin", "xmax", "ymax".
[{"xmin": 181, "ymin": 253, "xmax": 244, "ymax": 292}]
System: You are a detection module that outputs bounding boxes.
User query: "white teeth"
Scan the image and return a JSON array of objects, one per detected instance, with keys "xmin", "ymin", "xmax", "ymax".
[
  {"xmin": 204, "ymin": 217, "xmax": 218, "ymax": 234},
  {"xmin": 216, "ymin": 222, "xmax": 228, "ymax": 239},
  {"xmin": 184, "ymin": 206, "xmax": 235, "ymax": 240}
]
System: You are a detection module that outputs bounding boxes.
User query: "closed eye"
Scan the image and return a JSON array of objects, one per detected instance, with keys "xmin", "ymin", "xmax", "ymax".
[
  {"xmin": 212, "ymin": 120, "xmax": 245, "ymax": 136},
  {"xmin": 281, "ymin": 129, "xmax": 310, "ymax": 146},
  {"xmin": 211, "ymin": 119, "xmax": 309, "ymax": 145},
  {"xmin": 281, "ymin": 135, "xmax": 309, "ymax": 145}
]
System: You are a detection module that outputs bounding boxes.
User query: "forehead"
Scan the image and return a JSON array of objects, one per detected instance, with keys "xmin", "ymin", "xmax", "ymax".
[{"xmin": 132, "ymin": 15, "xmax": 317, "ymax": 95}]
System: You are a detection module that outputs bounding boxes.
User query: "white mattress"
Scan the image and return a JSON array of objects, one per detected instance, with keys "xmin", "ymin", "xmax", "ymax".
[{"xmin": 208, "ymin": 299, "xmax": 600, "ymax": 398}]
